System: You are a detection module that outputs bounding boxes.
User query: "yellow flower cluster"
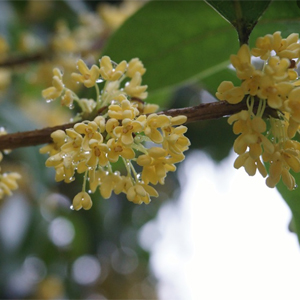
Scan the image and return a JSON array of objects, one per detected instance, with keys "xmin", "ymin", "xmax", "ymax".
[
  {"xmin": 0, "ymin": 128, "xmax": 21, "ymax": 199},
  {"xmin": 41, "ymin": 57, "xmax": 190, "ymax": 210},
  {"xmin": 216, "ymin": 31, "xmax": 300, "ymax": 190}
]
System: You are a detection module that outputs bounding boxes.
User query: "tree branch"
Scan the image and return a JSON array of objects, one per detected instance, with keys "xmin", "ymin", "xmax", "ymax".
[
  {"xmin": 0, "ymin": 52, "xmax": 49, "ymax": 68},
  {"xmin": 0, "ymin": 100, "xmax": 276, "ymax": 151}
]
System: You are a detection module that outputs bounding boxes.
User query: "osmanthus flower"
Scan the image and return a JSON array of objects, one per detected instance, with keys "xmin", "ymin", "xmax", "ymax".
[
  {"xmin": 99, "ymin": 56, "xmax": 127, "ymax": 81},
  {"xmin": 72, "ymin": 191, "xmax": 93, "ymax": 211},
  {"xmin": 217, "ymin": 31, "xmax": 300, "ymax": 190},
  {"xmin": 113, "ymin": 118, "xmax": 144, "ymax": 145},
  {"xmin": 40, "ymin": 130, "xmax": 67, "ymax": 156},
  {"xmin": 142, "ymin": 103, "xmax": 159, "ymax": 114},
  {"xmin": 137, "ymin": 147, "xmax": 178, "ymax": 185},
  {"xmin": 74, "ymin": 119, "xmax": 104, "ymax": 150},
  {"xmin": 124, "ymin": 72, "xmax": 148, "ymax": 99},
  {"xmin": 262, "ymin": 140, "xmax": 300, "ymax": 190},
  {"xmin": 41, "ymin": 55, "xmax": 190, "ymax": 210},
  {"xmin": 162, "ymin": 124, "xmax": 190, "ymax": 157},
  {"xmin": 230, "ymin": 44, "xmax": 255, "ymax": 80},
  {"xmin": 241, "ymin": 70, "xmax": 263, "ymax": 96},
  {"xmin": 228, "ymin": 110, "xmax": 273, "ymax": 177},
  {"xmin": 42, "ymin": 68, "xmax": 64, "ymax": 100},
  {"xmin": 252, "ymin": 31, "xmax": 300, "ymax": 60},
  {"xmin": 216, "ymin": 81, "xmax": 244, "ymax": 104},
  {"xmin": 106, "ymin": 138, "xmax": 135, "ymax": 162},
  {"xmin": 99, "ymin": 172, "xmax": 123, "ymax": 199},
  {"xmin": 61, "ymin": 89, "xmax": 74, "ymax": 108},
  {"xmin": 108, "ymin": 98, "xmax": 140, "ymax": 120},
  {"xmin": 264, "ymin": 56, "xmax": 297, "ymax": 81},
  {"xmin": 126, "ymin": 58, "xmax": 146, "ymax": 78},
  {"xmin": 86, "ymin": 138, "xmax": 109, "ymax": 168},
  {"xmin": 234, "ymin": 151, "xmax": 267, "ymax": 178},
  {"xmin": 141, "ymin": 114, "xmax": 171, "ymax": 144},
  {"xmin": 126, "ymin": 183, "xmax": 158, "ymax": 205},
  {"xmin": 257, "ymin": 76, "xmax": 294, "ymax": 109},
  {"xmin": 71, "ymin": 59, "xmax": 100, "ymax": 88}
]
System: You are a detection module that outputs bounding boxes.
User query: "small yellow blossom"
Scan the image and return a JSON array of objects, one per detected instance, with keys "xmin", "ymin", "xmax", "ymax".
[
  {"xmin": 241, "ymin": 70, "xmax": 262, "ymax": 96},
  {"xmin": 74, "ymin": 121, "xmax": 102, "ymax": 150},
  {"xmin": 87, "ymin": 139, "xmax": 109, "ymax": 167},
  {"xmin": 42, "ymin": 68, "xmax": 64, "ymax": 100},
  {"xmin": 263, "ymin": 140, "xmax": 300, "ymax": 190},
  {"xmin": 126, "ymin": 58, "xmax": 146, "ymax": 78},
  {"xmin": 61, "ymin": 89, "xmax": 74, "ymax": 107},
  {"xmin": 162, "ymin": 125, "xmax": 191, "ymax": 157},
  {"xmin": 230, "ymin": 44, "xmax": 255, "ymax": 80},
  {"xmin": 216, "ymin": 81, "xmax": 244, "ymax": 104},
  {"xmin": 107, "ymin": 138, "xmax": 135, "ymax": 162},
  {"xmin": 0, "ymin": 172, "xmax": 22, "ymax": 198},
  {"xmin": 99, "ymin": 172, "xmax": 122, "ymax": 199},
  {"xmin": 137, "ymin": 147, "xmax": 177, "ymax": 185},
  {"xmin": 124, "ymin": 72, "xmax": 148, "ymax": 99},
  {"xmin": 106, "ymin": 118, "xmax": 119, "ymax": 137},
  {"xmin": 142, "ymin": 114, "xmax": 170, "ymax": 144},
  {"xmin": 72, "ymin": 191, "xmax": 93, "ymax": 211},
  {"xmin": 78, "ymin": 99, "xmax": 97, "ymax": 114},
  {"xmin": 143, "ymin": 103, "xmax": 159, "ymax": 114},
  {"xmin": 71, "ymin": 59, "xmax": 100, "ymax": 88},
  {"xmin": 108, "ymin": 99, "xmax": 139, "ymax": 120},
  {"xmin": 234, "ymin": 152, "xmax": 267, "ymax": 177},
  {"xmin": 264, "ymin": 56, "xmax": 295, "ymax": 81},
  {"xmin": 40, "ymin": 130, "xmax": 67, "ymax": 156},
  {"xmin": 257, "ymin": 76, "xmax": 293, "ymax": 109},
  {"xmin": 113, "ymin": 118, "xmax": 144, "ymax": 145},
  {"xmin": 126, "ymin": 183, "xmax": 158, "ymax": 204},
  {"xmin": 99, "ymin": 56, "xmax": 127, "ymax": 81}
]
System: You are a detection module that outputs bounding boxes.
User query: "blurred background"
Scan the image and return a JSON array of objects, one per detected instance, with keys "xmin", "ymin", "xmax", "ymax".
[{"xmin": 0, "ymin": 1, "xmax": 299, "ymax": 299}]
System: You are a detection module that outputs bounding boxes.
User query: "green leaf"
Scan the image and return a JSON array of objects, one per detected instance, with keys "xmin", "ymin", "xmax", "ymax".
[
  {"xmin": 275, "ymin": 176, "xmax": 300, "ymax": 243},
  {"xmin": 102, "ymin": 0, "xmax": 238, "ymax": 105},
  {"xmin": 205, "ymin": 0, "xmax": 271, "ymax": 45}
]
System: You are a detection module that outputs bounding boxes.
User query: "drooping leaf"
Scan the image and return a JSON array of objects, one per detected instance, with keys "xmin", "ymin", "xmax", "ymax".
[{"xmin": 205, "ymin": 0, "xmax": 271, "ymax": 45}]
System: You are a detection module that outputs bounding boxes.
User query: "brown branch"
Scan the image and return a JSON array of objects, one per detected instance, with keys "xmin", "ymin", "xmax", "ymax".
[
  {"xmin": 0, "ymin": 52, "xmax": 50, "ymax": 68},
  {"xmin": 159, "ymin": 100, "xmax": 247, "ymax": 121},
  {"xmin": 0, "ymin": 32, "xmax": 111, "ymax": 68},
  {"xmin": 0, "ymin": 122, "xmax": 77, "ymax": 150},
  {"xmin": 0, "ymin": 100, "xmax": 275, "ymax": 151}
]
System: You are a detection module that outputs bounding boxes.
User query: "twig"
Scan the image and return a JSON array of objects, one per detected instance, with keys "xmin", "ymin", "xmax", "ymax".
[{"xmin": 0, "ymin": 52, "xmax": 49, "ymax": 68}]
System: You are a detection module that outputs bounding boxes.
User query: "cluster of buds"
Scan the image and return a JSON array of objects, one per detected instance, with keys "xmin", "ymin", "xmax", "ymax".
[
  {"xmin": 41, "ymin": 56, "xmax": 190, "ymax": 210},
  {"xmin": 0, "ymin": 128, "xmax": 21, "ymax": 199},
  {"xmin": 217, "ymin": 31, "xmax": 300, "ymax": 190}
]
